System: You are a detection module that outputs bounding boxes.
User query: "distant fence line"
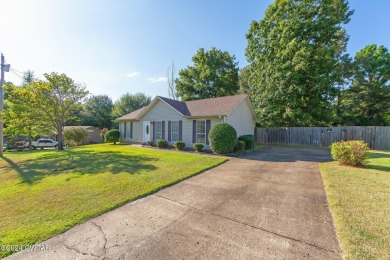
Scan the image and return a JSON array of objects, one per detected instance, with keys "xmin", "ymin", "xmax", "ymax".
[{"xmin": 255, "ymin": 126, "xmax": 390, "ymax": 150}]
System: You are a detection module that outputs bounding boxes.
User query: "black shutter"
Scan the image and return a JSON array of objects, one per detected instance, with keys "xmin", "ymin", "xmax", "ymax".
[
  {"xmin": 179, "ymin": 121, "xmax": 183, "ymax": 141},
  {"xmin": 130, "ymin": 122, "xmax": 133, "ymax": 139},
  {"xmin": 124, "ymin": 122, "xmax": 127, "ymax": 138},
  {"xmin": 162, "ymin": 121, "xmax": 165, "ymax": 140},
  {"xmin": 168, "ymin": 121, "xmax": 171, "ymax": 142},
  {"xmin": 192, "ymin": 120, "xmax": 197, "ymax": 143},
  {"xmin": 152, "ymin": 121, "xmax": 156, "ymax": 140},
  {"xmin": 206, "ymin": 120, "xmax": 211, "ymax": 145}
]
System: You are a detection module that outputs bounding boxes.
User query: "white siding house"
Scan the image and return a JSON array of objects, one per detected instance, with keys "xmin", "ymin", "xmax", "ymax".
[{"xmin": 117, "ymin": 94, "xmax": 256, "ymax": 147}]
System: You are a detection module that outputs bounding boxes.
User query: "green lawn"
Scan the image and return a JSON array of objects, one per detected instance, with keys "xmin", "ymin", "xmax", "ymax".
[
  {"xmin": 321, "ymin": 151, "xmax": 390, "ymax": 260},
  {"xmin": 0, "ymin": 144, "xmax": 227, "ymax": 258}
]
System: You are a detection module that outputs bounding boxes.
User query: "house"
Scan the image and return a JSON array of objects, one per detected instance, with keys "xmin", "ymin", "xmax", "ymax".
[
  {"xmin": 64, "ymin": 126, "xmax": 103, "ymax": 144},
  {"xmin": 117, "ymin": 94, "xmax": 256, "ymax": 147}
]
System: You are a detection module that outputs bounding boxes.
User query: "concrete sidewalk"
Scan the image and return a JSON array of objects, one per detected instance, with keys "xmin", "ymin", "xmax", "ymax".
[{"xmin": 8, "ymin": 146, "xmax": 341, "ymax": 259}]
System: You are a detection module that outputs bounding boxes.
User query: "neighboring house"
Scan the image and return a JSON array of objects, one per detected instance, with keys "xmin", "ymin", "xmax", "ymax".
[
  {"xmin": 64, "ymin": 126, "xmax": 103, "ymax": 144},
  {"xmin": 117, "ymin": 94, "xmax": 256, "ymax": 147}
]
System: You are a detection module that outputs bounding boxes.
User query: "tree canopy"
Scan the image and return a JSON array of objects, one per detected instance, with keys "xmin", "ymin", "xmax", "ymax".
[
  {"xmin": 175, "ymin": 47, "xmax": 239, "ymax": 101},
  {"xmin": 340, "ymin": 44, "xmax": 390, "ymax": 125},
  {"xmin": 112, "ymin": 92, "xmax": 151, "ymax": 119},
  {"xmin": 246, "ymin": 0, "xmax": 353, "ymax": 127},
  {"xmin": 81, "ymin": 95, "xmax": 113, "ymax": 129}
]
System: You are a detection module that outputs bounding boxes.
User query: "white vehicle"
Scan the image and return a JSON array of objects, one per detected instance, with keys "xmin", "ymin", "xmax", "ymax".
[{"xmin": 29, "ymin": 139, "xmax": 59, "ymax": 149}]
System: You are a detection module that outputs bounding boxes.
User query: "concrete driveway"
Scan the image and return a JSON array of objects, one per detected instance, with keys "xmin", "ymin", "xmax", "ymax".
[{"xmin": 8, "ymin": 146, "xmax": 340, "ymax": 259}]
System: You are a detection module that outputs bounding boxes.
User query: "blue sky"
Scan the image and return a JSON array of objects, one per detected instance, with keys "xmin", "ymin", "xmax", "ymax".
[{"xmin": 2, "ymin": 0, "xmax": 389, "ymax": 101}]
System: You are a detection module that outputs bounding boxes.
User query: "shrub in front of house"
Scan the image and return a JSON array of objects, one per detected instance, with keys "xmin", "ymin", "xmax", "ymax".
[
  {"xmin": 174, "ymin": 141, "xmax": 185, "ymax": 150},
  {"xmin": 64, "ymin": 127, "xmax": 89, "ymax": 146},
  {"xmin": 104, "ymin": 129, "xmax": 120, "ymax": 144},
  {"xmin": 234, "ymin": 140, "xmax": 246, "ymax": 152},
  {"xmin": 208, "ymin": 123, "xmax": 237, "ymax": 154},
  {"xmin": 330, "ymin": 140, "xmax": 369, "ymax": 166},
  {"xmin": 193, "ymin": 143, "xmax": 204, "ymax": 152},
  {"xmin": 147, "ymin": 140, "xmax": 154, "ymax": 146},
  {"xmin": 157, "ymin": 140, "xmax": 168, "ymax": 148},
  {"xmin": 238, "ymin": 135, "xmax": 254, "ymax": 150}
]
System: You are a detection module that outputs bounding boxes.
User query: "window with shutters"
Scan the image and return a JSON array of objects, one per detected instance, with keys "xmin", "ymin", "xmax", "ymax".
[
  {"xmin": 155, "ymin": 121, "xmax": 162, "ymax": 140},
  {"xmin": 171, "ymin": 121, "xmax": 179, "ymax": 142},
  {"xmin": 196, "ymin": 120, "xmax": 206, "ymax": 144}
]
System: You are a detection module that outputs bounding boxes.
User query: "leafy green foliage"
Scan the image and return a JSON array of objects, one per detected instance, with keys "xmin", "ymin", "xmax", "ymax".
[
  {"xmin": 112, "ymin": 92, "xmax": 151, "ymax": 120},
  {"xmin": 209, "ymin": 123, "xmax": 237, "ymax": 154},
  {"xmin": 339, "ymin": 44, "xmax": 390, "ymax": 125},
  {"xmin": 104, "ymin": 129, "xmax": 120, "ymax": 144},
  {"xmin": 64, "ymin": 127, "xmax": 89, "ymax": 146},
  {"xmin": 100, "ymin": 128, "xmax": 108, "ymax": 142},
  {"xmin": 173, "ymin": 141, "xmax": 185, "ymax": 150},
  {"xmin": 81, "ymin": 95, "xmax": 113, "ymax": 129},
  {"xmin": 246, "ymin": 0, "xmax": 353, "ymax": 126},
  {"xmin": 238, "ymin": 135, "xmax": 254, "ymax": 150},
  {"xmin": 157, "ymin": 140, "xmax": 168, "ymax": 148},
  {"xmin": 330, "ymin": 140, "xmax": 369, "ymax": 166},
  {"xmin": 193, "ymin": 143, "xmax": 204, "ymax": 152},
  {"xmin": 175, "ymin": 47, "xmax": 239, "ymax": 101},
  {"xmin": 234, "ymin": 140, "xmax": 246, "ymax": 152},
  {"xmin": 146, "ymin": 140, "xmax": 154, "ymax": 146}
]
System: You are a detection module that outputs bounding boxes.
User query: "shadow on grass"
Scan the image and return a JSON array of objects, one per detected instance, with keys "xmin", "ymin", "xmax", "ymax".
[
  {"xmin": 3, "ymin": 149, "xmax": 158, "ymax": 185},
  {"xmin": 367, "ymin": 152, "xmax": 390, "ymax": 173}
]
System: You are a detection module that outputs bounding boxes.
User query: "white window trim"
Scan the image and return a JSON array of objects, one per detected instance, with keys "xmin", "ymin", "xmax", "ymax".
[
  {"xmin": 196, "ymin": 120, "xmax": 206, "ymax": 144},
  {"xmin": 171, "ymin": 121, "xmax": 179, "ymax": 142},
  {"xmin": 155, "ymin": 121, "xmax": 162, "ymax": 140}
]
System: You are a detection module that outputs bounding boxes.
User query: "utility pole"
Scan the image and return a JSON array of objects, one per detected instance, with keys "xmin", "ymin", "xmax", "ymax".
[{"xmin": 0, "ymin": 53, "xmax": 10, "ymax": 157}]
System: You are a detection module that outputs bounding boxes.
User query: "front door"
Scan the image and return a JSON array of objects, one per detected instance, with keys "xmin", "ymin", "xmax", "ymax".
[{"xmin": 143, "ymin": 121, "xmax": 151, "ymax": 143}]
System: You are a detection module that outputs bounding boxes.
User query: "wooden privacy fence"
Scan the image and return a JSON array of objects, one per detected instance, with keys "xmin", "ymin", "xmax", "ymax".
[{"xmin": 255, "ymin": 126, "xmax": 390, "ymax": 150}]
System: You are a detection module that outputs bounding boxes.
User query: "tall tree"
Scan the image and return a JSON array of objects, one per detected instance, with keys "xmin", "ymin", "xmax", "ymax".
[
  {"xmin": 340, "ymin": 44, "xmax": 390, "ymax": 125},
  {"xmin": 175, "ymin": 47, "xmax": 239, "ymax": 101},
  {"xmin": 22, "ymin": 70, "xmax": 36, "ymax": 86},
  {"xmin": 29, "ymin": 73, "xmax": 89, "ymax": 150},
  {"xmin": 81, "ymin": 95, "xmax": 113, "ymax": 129},
  {"xmin": 167, "ymin": 60, "xmax": 178, "ymax": 100},
  {"xmin": 112, "ymin": 92, "xmax": 151, "ymax": 119},
  {"xmin": 238, "ymin": 66, "xmax": 252, "ymax": 94},
  {"xmin": 3, "ymin": 84, "xmax": 50, "ymax": 149},
  {"xmin": 246, "ymin": 0, "xmax": 353, "ymax": 127}
]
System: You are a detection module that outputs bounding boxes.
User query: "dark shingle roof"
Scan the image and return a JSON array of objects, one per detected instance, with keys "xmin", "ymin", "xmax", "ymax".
[{"xmin": 117, "ymin": 94, "xmax": 249, "ymax": 120}]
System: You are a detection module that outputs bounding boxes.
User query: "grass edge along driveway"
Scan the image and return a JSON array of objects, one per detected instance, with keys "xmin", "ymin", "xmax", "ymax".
[
  {"xmin": 0, "ymin": 144, "xmax": 227, "ymax": 258},
  {"xmin": 320, "ymin": 150, "xmax": 390, "ymax": 260}
]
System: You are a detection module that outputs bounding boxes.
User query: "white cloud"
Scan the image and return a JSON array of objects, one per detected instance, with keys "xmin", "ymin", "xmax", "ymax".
[
  {"xmin": 147, "ymin": 76, "xmax": 167, "ymax": 83},
  {"xmin": 124, "ymin": 72, "xmax": 140, "ymax": 78}
]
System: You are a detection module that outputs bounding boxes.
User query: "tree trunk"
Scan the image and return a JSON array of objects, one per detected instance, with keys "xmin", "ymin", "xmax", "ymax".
[{"xmin": 57, "ymin": 127, "xmax": 64, "ymax": 150}]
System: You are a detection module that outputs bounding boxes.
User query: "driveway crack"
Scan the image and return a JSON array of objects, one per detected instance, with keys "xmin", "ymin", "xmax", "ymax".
[{"xmin": 154, "ymin": 194, "xmax": 338, "ymax": 254}]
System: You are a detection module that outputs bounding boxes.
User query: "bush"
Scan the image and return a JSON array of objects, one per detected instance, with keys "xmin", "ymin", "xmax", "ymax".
[
  {"xmin": 235, "ymin": 140, "xmax": 246, "ymax": 152},
  {"xmin": 238, "ymin": 135, "xmax": 254, "ymax": 150},
  {"xmin": 174, "ymin": 141, "xmax": 185, "ymax": 150},
  {"xmin": 64, "ymin": 127, "xmax": 89, "ymax": 146},
  {"xmin": 157, "ymin": 140, "xmax": 168, "ymax": 148},
  {"xmin": 331, "ymin": 140, "xmax": 370, "ymax": 166},
  {"xmin": 194, "ymin": 143, "xmax": 204, "ymax": 152},
  {"xmin": 147, "ymin": 140, "xmax": 154, "ymax": 146},
  {"xmin": 104, "ymin": 129, "xmax": 120, "ymax": 144},
  {"xmin": 208, "ymin": 123, "xmax": 237, "ymax": 154}
]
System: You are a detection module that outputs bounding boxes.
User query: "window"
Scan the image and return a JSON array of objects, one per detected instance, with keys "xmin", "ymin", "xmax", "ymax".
[
  {"xmin": 171, "ymin": 121, "xmax": 179, "ymax": 142},
  {"xmin": 155, "ymin": 121, "xmax": 162, "ymax": 140},
  {"xmin": 126, "ymin": 122, "xmax": 130, "ymax": 139},
  {"xmin": 196, "ymin": 120, "xmax": 206, "ymax": 144}
]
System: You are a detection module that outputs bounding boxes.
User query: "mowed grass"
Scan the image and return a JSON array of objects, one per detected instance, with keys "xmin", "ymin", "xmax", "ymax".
[
  {"xmin": 320, "ymin": 151, "xmax": 390, "ymax": 260},
  {"xmin": 0, "ymin": 144, "xmax": 227, "ymax": 258}
]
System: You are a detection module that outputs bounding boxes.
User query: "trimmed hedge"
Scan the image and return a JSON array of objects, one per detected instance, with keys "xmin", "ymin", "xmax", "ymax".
[
  {"xmin": 174, "ymin": 141, "xmax": 185, "ymax": 150},
  {"xmin": 209, "ymin": 123, "xmax": 237, "ymax": 154},
  {"xmin": 330, "ymin": 140, "xmax": 369, "ymax": 166},
  {"xmin": 235, "ymin": 140, "xmax": 246, "ymax": 152},
  {"xmin": 157, "ymin": 140, "xmax": 168, "ymax": 148},
  {"xmin": 238, "ymin": 135, "xmax": 254, "ymax": 150},
  {"xmin": 194, "ymin": 143, "xmax": 204, "ymax": 152}
]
